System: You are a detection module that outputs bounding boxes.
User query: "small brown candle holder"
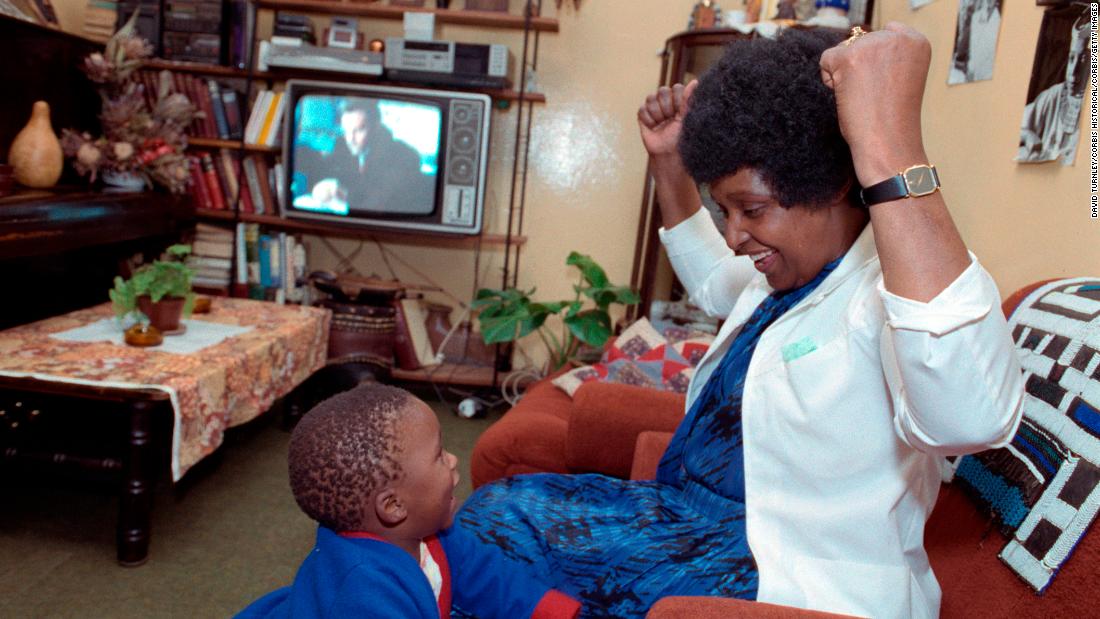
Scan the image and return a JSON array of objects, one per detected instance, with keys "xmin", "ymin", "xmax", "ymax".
[{"xmin": 124, "ymin": 323, "xmax": 164, "ymax": 347}]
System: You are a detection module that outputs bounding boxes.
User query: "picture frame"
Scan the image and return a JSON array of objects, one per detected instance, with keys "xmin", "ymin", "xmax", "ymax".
[
  {"xmin": 760, "ymin": 0, "xmax": 782, "ymax": 21},
  {"xmin": 26, "ymin": 0, "xmax": 57, "ymax": 24},
  {"xmin": 759, "ymin": 0, "xmax": 874, "ymax": 26},
  {"xmin": 0, "ymin": 0, "xmax": 57, "ymax": 27}
]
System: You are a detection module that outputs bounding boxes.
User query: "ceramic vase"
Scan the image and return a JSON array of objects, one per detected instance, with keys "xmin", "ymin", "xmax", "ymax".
[{"xmin": 8, "ymin": 101, "xmax": 63, "ymax": 188}]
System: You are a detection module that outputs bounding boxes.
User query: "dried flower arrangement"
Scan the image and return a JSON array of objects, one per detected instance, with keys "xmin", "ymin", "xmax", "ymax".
[{"xmin": 60, "ymin": 12, "xmax": 199, "ymax": 193}]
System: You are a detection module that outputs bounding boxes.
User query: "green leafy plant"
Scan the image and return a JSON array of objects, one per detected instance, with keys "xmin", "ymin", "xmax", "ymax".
[
  {"xmin": 474, "ymin": 251, "xmax": 640, "ymax": 372},
  {"xmin": 109, "ymin": 244, "xmax": 196, "ymax": 320}
]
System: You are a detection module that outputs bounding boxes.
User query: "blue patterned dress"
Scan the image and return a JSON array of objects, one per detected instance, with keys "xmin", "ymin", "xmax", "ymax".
[{"xmin": 452, "ymin": 259, "xmax": 840, "ymax": 618}]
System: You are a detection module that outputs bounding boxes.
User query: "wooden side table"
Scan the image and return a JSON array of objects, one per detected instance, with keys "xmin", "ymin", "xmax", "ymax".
[
  {"xmin": 0, "ymin": 378, "xmax": 171, "ymax": 565},
  {"xmin": 0, "ymin": 299, "xmax": 330, "ymax": 565}
]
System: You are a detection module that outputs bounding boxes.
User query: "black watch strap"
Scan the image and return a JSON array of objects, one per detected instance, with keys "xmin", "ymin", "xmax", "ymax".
[
  {"xmin": 859, "ymin": 175, "xmax": 909, "ymax": 207},
  {"xmin": 860, "ymin": 165, "xmax": 940, "ymax": 207}
]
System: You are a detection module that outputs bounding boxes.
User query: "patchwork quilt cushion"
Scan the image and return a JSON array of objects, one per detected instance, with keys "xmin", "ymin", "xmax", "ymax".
[
  {"xmin": 552, "ymin": 318, "xmax": 713, "ymax": 397},
  {"xmin": 951, "ymin": 278, "xmax": 1100, "ymax": 592}
]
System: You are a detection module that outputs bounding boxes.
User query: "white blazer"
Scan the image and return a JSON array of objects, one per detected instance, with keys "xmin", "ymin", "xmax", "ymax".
[{"xmin": 659, "ymin": 210, "xmax": 1025, "ymax": 619}]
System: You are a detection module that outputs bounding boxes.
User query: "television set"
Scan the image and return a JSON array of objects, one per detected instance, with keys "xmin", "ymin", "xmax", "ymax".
[{"xmin": 281, "ymin": 79, "xmax": 492, "ymax": 235}]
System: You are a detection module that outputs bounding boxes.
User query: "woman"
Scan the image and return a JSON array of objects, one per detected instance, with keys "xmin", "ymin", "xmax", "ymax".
[{"xmin": 450, "ymin": 24, "xmax": 1023, "ymax": 619}]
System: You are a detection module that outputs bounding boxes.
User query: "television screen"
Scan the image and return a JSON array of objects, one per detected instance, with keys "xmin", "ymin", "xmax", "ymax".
[
  {"xmin": 281, "ymin": 80, "xmax": 491, "ymax": 236},
  {"xmin": 289, "ymin": 94, "xmax": 442, "ymax": 217}
]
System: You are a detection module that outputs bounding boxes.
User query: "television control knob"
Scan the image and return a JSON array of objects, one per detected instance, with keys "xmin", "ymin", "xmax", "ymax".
[
  {"xmin": 454, "ymin": 128, "xmax": 476, "ymax": 153},
  {"xmin": 452, "ymin": 105, "xmax": 472, "ymax": 124},
  {"xmin": 450, "ymin": 157, "xmax": 474, "ymax": 184}
]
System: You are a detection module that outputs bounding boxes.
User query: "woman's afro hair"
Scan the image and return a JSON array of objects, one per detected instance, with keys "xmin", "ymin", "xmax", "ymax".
[
  {"xmin": 679, "ymin": 28, "xmax": 856, "ymax": 208},
  {"xmin": 287, "ymin": 383, "xmax": 414, "ymax": 531}
]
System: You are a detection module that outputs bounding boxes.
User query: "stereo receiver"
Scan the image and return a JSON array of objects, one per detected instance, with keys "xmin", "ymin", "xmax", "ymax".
[{"xmin": 384, "ymin": 37, "xmax": 510, "ymax": 89}]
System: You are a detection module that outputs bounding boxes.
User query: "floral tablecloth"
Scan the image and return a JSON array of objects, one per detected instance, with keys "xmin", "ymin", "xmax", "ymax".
[{"xmin": 0, "ymin": 299, "xmax": 330, "ymax": 481}]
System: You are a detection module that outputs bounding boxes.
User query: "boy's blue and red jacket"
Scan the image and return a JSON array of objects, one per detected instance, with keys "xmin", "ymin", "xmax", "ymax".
[{"xmin": 236, "ymin": 525, "xmax": 579, "ymax": 618}]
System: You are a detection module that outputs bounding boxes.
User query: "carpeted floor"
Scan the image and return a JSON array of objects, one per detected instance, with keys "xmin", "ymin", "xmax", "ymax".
[{"xmin": 0, "ymin": 385, "xmax": 501, "ymax": 618}]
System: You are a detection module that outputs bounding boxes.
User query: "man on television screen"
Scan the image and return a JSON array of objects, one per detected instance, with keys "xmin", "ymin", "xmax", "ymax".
[{"xmin": 308, "ymin": 99, "xmax": 434, "ymax": 214}]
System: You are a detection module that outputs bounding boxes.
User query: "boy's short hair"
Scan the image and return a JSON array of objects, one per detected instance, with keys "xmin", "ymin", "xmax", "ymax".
[{"xmin": 288, "ymin": 383, "xmax": 415, "ymax": 531}]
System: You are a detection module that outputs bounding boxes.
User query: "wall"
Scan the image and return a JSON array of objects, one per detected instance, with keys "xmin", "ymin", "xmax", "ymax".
[
  {"xmin": 877, "ymin": 0, "xmax": 1096, "ymax": 300},
  {"xmin": 42, "ymin": 0, "xmax": 1097, "ymax": 370}
]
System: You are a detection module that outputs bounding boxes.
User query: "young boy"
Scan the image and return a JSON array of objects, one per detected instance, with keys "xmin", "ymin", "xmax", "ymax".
[{"xmin": 236, "ymin": 383, "xmax": 580, "ymax": 619}]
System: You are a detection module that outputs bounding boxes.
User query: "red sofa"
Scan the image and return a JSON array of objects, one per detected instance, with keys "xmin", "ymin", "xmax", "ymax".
[{"xmin": 470, "ymin": 280, "xmax": 1100, "ymax": 618}]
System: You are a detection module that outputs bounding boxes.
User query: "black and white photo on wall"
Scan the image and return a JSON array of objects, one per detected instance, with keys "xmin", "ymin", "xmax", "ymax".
[
  {"xmin": 1016, "ymin": 1, "xmax": 1092, "ymax": 165},
  {"xmin": 948, "ymin": 0, "xmax": 1003, "ymax": 84},
  {"xmin": 759, "ymin": 0, "xmax": 873, "ymax": 25}
]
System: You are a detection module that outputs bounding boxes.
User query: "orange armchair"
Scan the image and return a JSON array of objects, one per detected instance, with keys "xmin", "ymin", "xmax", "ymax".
[
  {"xmin": 471, "ymin": 279, "xmax": 1100, "ymax": 618},
  {"xmin": 470, "ymin": 376, "xmax": 684, "ymax": 488}
]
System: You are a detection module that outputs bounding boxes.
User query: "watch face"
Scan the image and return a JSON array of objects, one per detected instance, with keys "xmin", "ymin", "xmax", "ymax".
[{"xmin": 903, "ymin": 165, "xmax": 939, "ymax": 197}]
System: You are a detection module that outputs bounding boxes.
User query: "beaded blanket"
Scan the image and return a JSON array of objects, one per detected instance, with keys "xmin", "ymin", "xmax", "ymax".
[{"xmin": 952, "ymin": 278, "xmax": 1100, "ymax": 592}]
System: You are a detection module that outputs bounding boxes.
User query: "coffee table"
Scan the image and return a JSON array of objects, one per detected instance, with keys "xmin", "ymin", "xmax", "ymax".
[{"xmin": 0, "ymin": 298, "xmax": 330, "ymax": 565}]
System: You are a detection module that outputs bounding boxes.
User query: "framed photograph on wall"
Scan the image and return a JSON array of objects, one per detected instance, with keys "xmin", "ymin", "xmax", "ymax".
[
  {"xmin": 848, "ymin": 0, "xmax": 872, "ymax": 24},
  {"xmin": 762, "ymin": 0, "xmax": 876, "ymax": 26},
  {"xmin": 1015, "ymin": 2, "xmax": 1091, "ymax": 165},
  {"xmin": 948, "ymin": 0, "xmax": 1003, "ymax": 84},
  {"xmin": 760, "ymin": 0, "xmax": 783, "ymax": 20}
]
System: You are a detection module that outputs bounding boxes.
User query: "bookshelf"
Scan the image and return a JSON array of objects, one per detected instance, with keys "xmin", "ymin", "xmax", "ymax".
[
  {"xmin": 255, "ymin": 0, "xmax": 560, "ymax": 32},
  {"xmin": 146, "ymin": 58, "xmax": 274, "ymax": 79},
  {"xmin": 161, "ymin": 0, "xmax": 555, "ymax": 387},
  {"xmin": 195, "ymin": 208, "xmax": 526, "ymax": 247},
  {"xmin": 391, "ymin": 363, "xmax": 512, "ymax": 387},
  {"xmin": 188, "ymin": 137, "xmax": 280, "ymax": 153},
  {"xmin": 146, "ymin": 58, "xmax": 545, "ymax": 102}
]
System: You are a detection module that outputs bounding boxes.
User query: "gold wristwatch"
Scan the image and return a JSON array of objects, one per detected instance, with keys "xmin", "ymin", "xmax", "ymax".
[{"xmin": 859, "ymin": 164, "xmax": 940, "ymax": 207}]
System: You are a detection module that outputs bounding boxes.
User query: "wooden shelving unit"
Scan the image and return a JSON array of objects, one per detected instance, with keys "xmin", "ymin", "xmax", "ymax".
[
  {"xmin": 194, "ymin": 208, "xmax": 526, "ymax": 246},
  {"xmin": 255, "ymin": 0, "xmax": 559, "ymax": 32},
  {"xmin": 145, "ymin": 58, "xmax": 273, "ymax": 80},
  {"xmin": 391, "ymin": 363, "xmax": 511, "ymax": 387},
  {"xmin": 264, "ymin": 67, "xmax": 545, "ymax": 102},
  {"xmin": 148, "ymin": 56, "xmax": 545, "ymax": 103},
  {"xmin": 170, "ymin": 0, "xmax": 554, "ymax": 388},
  {"xmin": 188, "ymin": 137, "xmax": 280, "ymax": 152}
]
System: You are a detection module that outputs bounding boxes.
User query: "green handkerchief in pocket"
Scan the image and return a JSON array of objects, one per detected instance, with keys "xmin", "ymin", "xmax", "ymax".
[{"xmin": 781, "ymin": 336, "xmax": 817, "ymax": 362}]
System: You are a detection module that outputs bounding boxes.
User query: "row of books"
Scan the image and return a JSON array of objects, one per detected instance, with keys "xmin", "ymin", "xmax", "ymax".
[
  {"xmin": 84, "ymin": 0, "xmax": 117, "ymax": 42},
  {"xmin": 243, "ymin": 89, "xmax": 286, "ymax": 147},
  {"xmin": 138, "ymin": 69, "xmax": 245, "ymax": 141},
  {"xmin": 189, "ymin": 223, "xmax": 234, "ymax": 289},
  {"xmin": 189, "ymin": 223, "xmax": 308, "ymax": 304},
  {"xmin": 144, "ymin": 68, "xmax": 286, "ymax": 147},
  {"xmin": 186, "ymin": 148, "xmax": 286, "ymax": 215},
  {"xmin": 237, "ymin": 223, "xmax": 308, "ymax": 303}
]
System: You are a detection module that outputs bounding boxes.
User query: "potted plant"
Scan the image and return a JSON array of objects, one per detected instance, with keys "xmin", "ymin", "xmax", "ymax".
[
  {"xmin": 110, "ymin": 244, "xmax": 196, "ymax": 333},
  {"xmin": 473, "ymin": 251, "xmax": 640, "ymax": 373}
]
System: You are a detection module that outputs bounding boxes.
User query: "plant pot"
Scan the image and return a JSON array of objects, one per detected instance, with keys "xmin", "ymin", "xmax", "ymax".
[{"xmin": 136, "ymin": 295, "xmax": 186, "ymax": 333}]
